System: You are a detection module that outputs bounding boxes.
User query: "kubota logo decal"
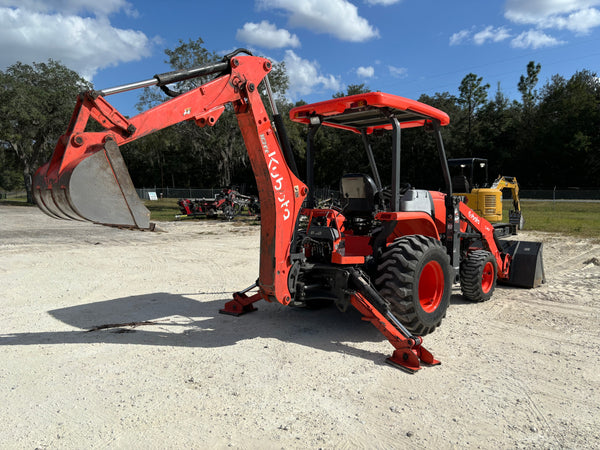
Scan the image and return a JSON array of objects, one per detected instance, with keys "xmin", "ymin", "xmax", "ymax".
[
  {"xmin": 260, "ymin": 134, "xmax": 290, "ymax": 221},
  {"xmin": 467, "ymin": 210, "xmax": 480, "ymax": 225}
]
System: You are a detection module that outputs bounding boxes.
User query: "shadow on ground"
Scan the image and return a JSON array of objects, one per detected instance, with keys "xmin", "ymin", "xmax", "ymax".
[{"xmin": 0, "ymin": 292, "xmax": 413, "ymax": 366}]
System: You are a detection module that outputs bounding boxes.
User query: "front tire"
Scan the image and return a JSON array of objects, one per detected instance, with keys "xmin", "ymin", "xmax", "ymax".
[
  {"xmin": 460, "ymin": 250, "xmax": 497, "ymax": 302},
  {"xmin": 375, "ymin": 235, "xmax": 452, "ymax": 336}
]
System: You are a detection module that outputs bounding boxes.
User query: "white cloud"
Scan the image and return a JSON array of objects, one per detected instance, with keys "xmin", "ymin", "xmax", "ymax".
[
  {"xmin": 0, "ymin": 6, "xmax": 154, "ymax": 80},
  {"xmin": 388, "ymin": 65, "xmax": 407, "ymax": 78},
  {"xmin": 539, "ymin": 7, "xmax": 600, "ymax": 34},
  {"xmin": 473, "ymin": 26, "xmax": 511, "ymax": 45},
  {"xmin": 449, "ymin": 29, "xmax": 471, "ymax": 46},
  {"xmin": 356, "ymin": 66, "xmax": 374, "ymax": 78},
  {"xmin": 451, "ymin": 26, "xmax": 511, "ymax": 46},
  {"xmin": 505, "ymin": 0, "xmax": 600, "ymax": 22},
  {"xmin": 505, "ymin": 0, "xmax": 600, "ymax": 34},
  {"xmin": 236, "ymin": 21, "xmax": 300, "ymax": 49},
  {"xmin": 452, "ymin": 1, "xmax": 600, "ymax": 51},
  {"xmin": 510, "ymin": 29, "xmax": 565, "ymax": 49},
  {"xmin": 283, "ymin": 50, "xmax": 341, "ymax": 100},
  {"xmin": 0, "ymin": 0, "xmax": 137, "ymax": 17},
  {"xmin": 258, "ymin": 0, "xmax": 379, "ymax": 42}
]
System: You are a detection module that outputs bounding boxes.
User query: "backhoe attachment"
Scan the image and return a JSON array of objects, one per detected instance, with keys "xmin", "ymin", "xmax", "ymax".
[{"xmin": 33, "ymin": 52, "xmax": 308, "ymax": 307}]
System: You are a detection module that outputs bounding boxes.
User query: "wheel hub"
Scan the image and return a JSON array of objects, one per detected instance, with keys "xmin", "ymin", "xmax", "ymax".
[{"xmin": 418, "ymin": 261, "xmax": 444, "ymax": 313}]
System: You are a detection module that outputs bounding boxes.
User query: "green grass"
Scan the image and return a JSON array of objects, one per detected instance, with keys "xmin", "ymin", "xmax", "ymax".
[
  {"xmin": 4, "ymin": 195, "xmax": 599, "ymax": 238},
  {"xmin": 505, "ymin": 200, "xmax": 600, "ymax": 238},
  {"xmin": 150, "ymin": 198, "xmax": 600, "ymax": 237},
  {"xmin": 0, "ymin": 195, "xmax": 29, "ymax": 206},
  {"xmin": 144, "ymin": 198, "xmax": 259, "ymax": 225},
  {"xmin": 144, "ymin": 198, "xmax": 181, "ymax": 222}
]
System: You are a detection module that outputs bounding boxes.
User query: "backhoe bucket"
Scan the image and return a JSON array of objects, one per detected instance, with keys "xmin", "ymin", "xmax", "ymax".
[
  {"xmin": 500, "ymin": 240, "xmax": 546, "ymax": 288},
  {"xmin": 33, "ymin": 139, "xmax": 151, "ymax": 229}
]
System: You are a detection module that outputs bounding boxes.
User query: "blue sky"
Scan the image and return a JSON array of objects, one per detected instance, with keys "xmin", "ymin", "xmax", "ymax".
[{"xmin": 1, "ymin": 1, "xmax": 599, "ymax": 117}]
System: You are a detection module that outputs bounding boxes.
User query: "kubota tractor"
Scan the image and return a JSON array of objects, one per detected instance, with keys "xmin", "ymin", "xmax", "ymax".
[{"xmin": 33, "ymin": 50, "xmax": 544, "ymax": 372}]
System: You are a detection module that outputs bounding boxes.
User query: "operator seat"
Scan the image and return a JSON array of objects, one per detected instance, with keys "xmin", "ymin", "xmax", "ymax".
[
  {"xmin": 340, "ymin": 173, "xmax": 378, "ymax": 217},
  {"xmin": 452, "ymin": 175, "xmax": 470, "ymax": 193}
]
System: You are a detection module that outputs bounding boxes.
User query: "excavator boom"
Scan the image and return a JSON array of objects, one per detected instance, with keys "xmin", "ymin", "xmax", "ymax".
[
  {"xmin": 492, "ymin": 175, "xmax": 521, "ymax": 212},
  {"xmin": 33, "ymin": 53, "xmax": 307, "ymax": 304}
]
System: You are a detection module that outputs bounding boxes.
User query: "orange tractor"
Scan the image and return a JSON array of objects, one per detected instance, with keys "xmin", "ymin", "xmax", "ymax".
[{"xmin": 33, "ymin": 50, "xmax": 544, "ymax": 372}]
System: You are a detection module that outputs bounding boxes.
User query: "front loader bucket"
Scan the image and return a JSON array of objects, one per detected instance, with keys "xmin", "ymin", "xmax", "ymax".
[
  {"xmin": 33, "ymin": 139, "xmax": 150, "ymax": 229},
  {"xmin": 500, "ymin": 240, "xmax": 546, "ymax": 288}
]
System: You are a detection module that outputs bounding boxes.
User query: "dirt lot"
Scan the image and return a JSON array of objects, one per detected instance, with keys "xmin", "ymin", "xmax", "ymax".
[{"xmin": 1, "ymin": 204, "xmax": 599, "ymax": 449}]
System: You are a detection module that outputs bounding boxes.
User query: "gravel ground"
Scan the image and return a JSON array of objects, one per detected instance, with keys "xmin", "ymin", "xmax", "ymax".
[{"xmin": 1, "ymin": 204, "xmax": 599, "ymax": 449}]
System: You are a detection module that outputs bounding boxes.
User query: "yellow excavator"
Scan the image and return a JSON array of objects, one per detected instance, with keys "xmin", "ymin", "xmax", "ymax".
[{"xmin": 448, "ymin": 158, "xmax": 524, "ymax": 230}]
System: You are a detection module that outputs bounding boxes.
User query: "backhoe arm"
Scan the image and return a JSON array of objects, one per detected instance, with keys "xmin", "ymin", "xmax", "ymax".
[
  {"xmin": 33, "ymin": 54, "xmax": 307, "ymax": 305},
  {"xmin": 492, "ymin": 175, "xmax": 521, "ymax": 213}
]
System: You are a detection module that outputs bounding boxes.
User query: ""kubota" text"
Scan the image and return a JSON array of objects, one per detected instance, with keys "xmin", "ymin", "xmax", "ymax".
[{"xmin": 260, "ymin": 134, "xmax": 290, "ymax": 220}]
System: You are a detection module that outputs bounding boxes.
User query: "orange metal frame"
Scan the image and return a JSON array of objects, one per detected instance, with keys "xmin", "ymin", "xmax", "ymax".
[
  {"xmin": 33, "ymin": 57, "xmax": 448, "ymax": 372},
  {"xmin": 34, "ymin": 56, "xmax": 308, "ymax": 305}
]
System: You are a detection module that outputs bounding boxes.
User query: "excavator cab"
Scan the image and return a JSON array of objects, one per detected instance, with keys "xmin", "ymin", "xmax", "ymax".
[
  {"xmin": 448, "ymin": 157, "xmax": 523, "ymax": 230},
  {"xmin": 448, "ymin": 158, "xmax": 502, "ymax": 222},
  {"xmin": 449, "ymin": 157, "xmax": 489, "ymax": 190}
]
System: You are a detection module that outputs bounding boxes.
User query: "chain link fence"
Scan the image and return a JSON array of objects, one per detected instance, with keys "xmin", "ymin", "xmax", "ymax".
[
  {"xmin": 135, "ymin": 186, "xmax": 343, "ymax": 202},
  {"xmin": 519, "ymin": 189, "xmax": 600, "ymax": 200},
  {"xmin": 136, "ymin": 187, "xmax": 600, "ymax": 201},
  {"xmin": 0, "ymin": 190, "xmax": 26, "ymax": 200},
  {"xmin": 1, "ymin": 187, "xmax": 598, "ymax": 203},
  {"xmin": 136, "ymin": 188, "xmax": 227, "ymax": 200}
]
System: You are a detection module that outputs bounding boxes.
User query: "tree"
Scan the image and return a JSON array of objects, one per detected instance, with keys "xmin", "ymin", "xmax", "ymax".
[
  {"xmin": 0, "ymin": 60, "xmax": 91, "ymax": 202},
  {"xmin": 0, "ymin": 141, "xmax": 22, "ymax": 191},
  {"xmin": 535, "ymin": 70, "xmax": 600, "ymax": 186},
  {"xmin": 131, "ymin": 38, "xmax": 290, "ymax": 188},
  {"xmin": 458, "ymin": 73, "xmax": 490, "ymax": 155},
  {"xmin": 333, "ymin": 83, "xmax": 370, "ymax": 98},
  {"xmin": 475, "ymin": 83, "xmax": 521, "ymax": 175},
  {"xmin": 518, "ymin": 61, "xmax": 541, "ymax": 112}
]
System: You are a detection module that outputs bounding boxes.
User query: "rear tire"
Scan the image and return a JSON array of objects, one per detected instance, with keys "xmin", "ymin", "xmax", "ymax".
[
  {"xmin": 460, "ymin": 250, "xmax": 497, "ymax": 302},
  {"xmin": 222, "ymin": 204, "xmax": 235, "ymax": 221},
  {"xmin": 375, "ymin": 235, "xmax": 452, "ymax": 336}
]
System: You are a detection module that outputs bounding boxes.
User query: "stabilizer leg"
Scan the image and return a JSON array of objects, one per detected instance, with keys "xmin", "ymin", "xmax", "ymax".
[
  {"xmin": 350, "ymin": 292, "xmax": 440, "ymax": 373},
  {"xmin": 347, "ymin": 268, "xmax": 440, "ymax": 373},
  {"xmin": 219, "ymin": 283, "xmax": 262, "ymax": 316}
]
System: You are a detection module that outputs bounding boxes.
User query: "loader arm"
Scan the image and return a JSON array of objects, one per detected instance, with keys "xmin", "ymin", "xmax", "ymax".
[{"xmin": 33, "ymin": 54, "xmax": 307, "ymax": 305}]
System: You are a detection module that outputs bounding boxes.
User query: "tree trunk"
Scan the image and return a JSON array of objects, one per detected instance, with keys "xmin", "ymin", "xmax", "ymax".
[{"xmin": 23, "ymin": 171, "xmax": 33, "ymax": 204}]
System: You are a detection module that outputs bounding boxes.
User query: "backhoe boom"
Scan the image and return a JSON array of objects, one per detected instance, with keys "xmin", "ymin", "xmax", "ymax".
[{"xmin": 33, "ymin": 54, "xmax": 307, "ymax": 304}]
